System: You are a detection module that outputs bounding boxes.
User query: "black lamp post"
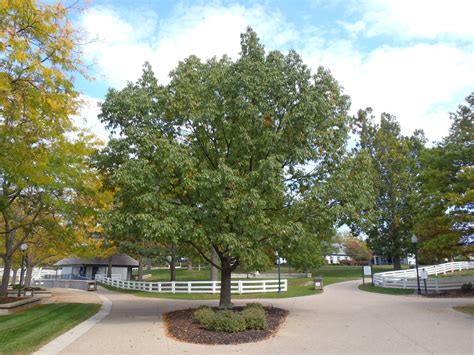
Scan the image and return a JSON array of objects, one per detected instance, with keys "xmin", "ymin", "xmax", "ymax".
[
  {"xmin": 275, "ymin": 251, "xmax": 281, "ymax": 293},
  {"xmin": 411, "ymin": 235, "xmax": 421, "ymax": 294},
  {"xmin": 17, "ymin": 243, "xmax": 28, "ymax": 297}
]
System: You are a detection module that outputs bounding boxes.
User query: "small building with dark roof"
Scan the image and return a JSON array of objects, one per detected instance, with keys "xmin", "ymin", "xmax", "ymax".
[{"xmin": 53, "ymin": 254, "xmax": 139, "ymax": 281}]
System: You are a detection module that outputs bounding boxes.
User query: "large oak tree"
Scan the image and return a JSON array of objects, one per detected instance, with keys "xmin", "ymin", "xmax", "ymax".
[{"xmin": 98, "ymin": 29, "xmax": 373, "ymax": 308}]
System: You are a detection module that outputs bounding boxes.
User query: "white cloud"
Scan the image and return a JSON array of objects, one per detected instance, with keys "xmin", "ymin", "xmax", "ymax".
[
  {"xmin": 79, "ymin": 4, "xmax": 297, "ymax": 87},
  {"xmin": 304, "ymin": 42, "xmax": 474, "ymax": 142},
  {"xmin": 77, "ymin": 2, "xmax": 473, "ymax": 143},
  {"xmin": 358, "ymin": 0, "xmax": 474, "ymax": 40},
  {"xmin": 74, "ymin": 95, "xmax": 108, "ymax": 144}
]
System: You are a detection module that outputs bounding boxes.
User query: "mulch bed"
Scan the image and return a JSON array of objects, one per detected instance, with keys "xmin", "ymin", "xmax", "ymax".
[
  {"xmin": 0, "ymin": 296, "xmax": 27, "ymax": 304},
  {"xmin": 164, "ymin": 306, "xmax": 288, "ymax": 345},
  {"xmin": 424, "ymin": 289, "xmax": 474, "ymax": 298}
]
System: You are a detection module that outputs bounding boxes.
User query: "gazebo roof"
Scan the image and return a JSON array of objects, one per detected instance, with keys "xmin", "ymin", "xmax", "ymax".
[{"xmin": 53, "ymin": 254, "xmax": 139, "ymax": 267}]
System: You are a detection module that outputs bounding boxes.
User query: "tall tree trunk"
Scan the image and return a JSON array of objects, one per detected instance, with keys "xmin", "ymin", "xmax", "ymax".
[
  {"xmin": 393, "ymin": 255, "xmax": 402, "ymax": 270},
  {"xmin": 210, "ymin": 247, "xmax": 218, "ymax": 281},
  {"xmin": 219, "ymin": 257, "xmax": 233, "ymax": 309},
  {"xmin": 138, "ymin": 256, "xmax": 144, "ymax": 281},
  {"xmin": 11, "ymin": 266, "xmax": 17, "ymax": 286},
  {"xmin": 170, "ymin": 245, "xmax": 176, "ymax": 281},
  {"xmin": 187, "ymin": 260, "xmax": 193, "ymax": 271},
  {"xmin": 107, "ymin": 256, "xmax": 112, "ymax": 278},
  {"xmin": 147, "ymin": 258, "xmax": 152, "ymax": 271},
  {"xmin": 170, "ymin": 255, "xmax": 176, "ymax": 281},
  {"xmin": 0, "ymin": 257, "xmax": 11, "ymax": 295},
  {"xmin": 24, "ymin": 260, "xmax": 33, "ymax": 288}
]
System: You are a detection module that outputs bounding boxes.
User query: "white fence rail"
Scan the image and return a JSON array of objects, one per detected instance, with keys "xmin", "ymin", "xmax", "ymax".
[
  {"xmin": 95, "ymin": 275, "xmax": 288, "ymax": 294},
  {"xmin": 374, "ymin": 261, "xmax": 474, "ymax": 290},
  {"xmin": 95, "ymin": 274, "xmax": 122, "ymax": 281}
]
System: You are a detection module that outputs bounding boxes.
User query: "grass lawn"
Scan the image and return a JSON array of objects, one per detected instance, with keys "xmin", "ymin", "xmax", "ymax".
[
  {"xmin": 432, "ymin": 270, "xmax": 474, "ymax": 278},
  {"xmin": 0, "ymin": 303, "xmax": 100, "ymax": 354},
  {"xmin": 358, "ymin": 284, "xmax": 415, "ymax": 295},
  {"xmin": 103, "ymin": 278, "xmax": 319, "ymax": 299},
  {"xmin": 146, "ymin": 268, "xmax": 211, "ymax": 281},
  {"xmin": 104, "ymin": 265, "xmax": 405, "ymax": 300},
  {"xmin": 453, "ymin": 305, "xmax": 474, "ymax": 316},
  {"xmin": 145, "ymin": 264, "xmax": 402, "ymax": 282}
]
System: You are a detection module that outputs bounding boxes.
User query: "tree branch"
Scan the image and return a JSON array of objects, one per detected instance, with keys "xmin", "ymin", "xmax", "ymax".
[{"xmin": 186, "ymin": 240, "xmax": 222, "ymax": 270}]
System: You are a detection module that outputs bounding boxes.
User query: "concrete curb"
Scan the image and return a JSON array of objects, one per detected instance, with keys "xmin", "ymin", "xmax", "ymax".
[{"xmin": 34, "ymin": 293, "xmax": 112, "ymax": 355}]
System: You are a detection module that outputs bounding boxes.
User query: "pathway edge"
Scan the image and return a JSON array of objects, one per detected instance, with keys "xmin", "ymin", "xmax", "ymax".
[{"xmin": 33, "ymin": 293, "xmax": 112, "ymax": 355}]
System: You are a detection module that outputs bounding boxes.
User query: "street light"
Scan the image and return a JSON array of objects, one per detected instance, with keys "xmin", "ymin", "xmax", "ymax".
[
  {"xmin": 275, "ymin": 251, "xmax": 281, "ymax": 293},
  {"xmin": 411, "ymin": 235, "xmax": 421, "ymax": 294},
  {"xmin": 17, "ymin": 243, "xmax": 28, "ymax": 297}
]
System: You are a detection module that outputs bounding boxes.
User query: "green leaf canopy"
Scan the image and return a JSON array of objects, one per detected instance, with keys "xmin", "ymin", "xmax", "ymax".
[{"xmin": 97, "ymin": 28, "xmax": 371, "ymax": 307}]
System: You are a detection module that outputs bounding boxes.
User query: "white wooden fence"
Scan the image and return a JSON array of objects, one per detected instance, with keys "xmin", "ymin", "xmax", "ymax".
[
  {"xmin": 373, "ymin": 261, "xmax": 474, "ymax": 291},
  {"xmin": 95, "ymin": 274, "xmax": 122, "ymax": 281},
  {"xmin": 95, "ymin": 275, "xmax": 288, "ymax": 294}
]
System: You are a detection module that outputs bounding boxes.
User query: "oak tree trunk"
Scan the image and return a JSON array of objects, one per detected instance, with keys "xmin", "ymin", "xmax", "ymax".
[
  {"xmin": 210, "ymin": 247, "xmax": 218, "ymax": 281},
  {"xmin": 25, "ymin": 260, "xmax": 33, "ymax": 288},
  {"xmin": 107, "ymin": 256, "xmax": 112, "ymax": 278},
  {"xmin": 138, "ymin": 256, "xmax": 144, "ymax": 281},
  {"xmin": 11, "ymin": 267, "xmax": 17, "ymax": 286},
  {"xmin": 0, "ymin": 257, "xmax": 11, "ymax": 295},
  {"xmin": 170, "ymin": 254, "xmax": 176, "ymax": 281},
  {"xmin": 219, "ymin": 259, "xmax": 233, "ymax": 309},
  {"xmin": 393, "ymin": 255, "xmax": 402, "ymax": 270}
]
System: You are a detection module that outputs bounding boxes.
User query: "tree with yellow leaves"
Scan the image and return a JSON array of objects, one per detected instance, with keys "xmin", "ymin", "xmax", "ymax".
[{"xmin": 0, "ymin": 0, "xmax": 98, "ymax": 294}]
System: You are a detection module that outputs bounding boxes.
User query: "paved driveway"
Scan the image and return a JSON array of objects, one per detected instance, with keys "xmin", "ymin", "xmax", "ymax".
[{"xmin": 53, "ymin": 281, "xmax": 474, "ymax": 354}]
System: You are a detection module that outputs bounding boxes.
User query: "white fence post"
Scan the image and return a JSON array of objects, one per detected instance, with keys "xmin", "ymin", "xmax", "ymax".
[
  {"xmin": 172, "ymin": 282, "xmax": 175, "ymax": 294},
  {"xmin": 188, "ymin": 282, "xmax": 192, "ymax": 294},
  {"xmin": 158, "ymin": 282, "xmax": 161, "ymax": 293},
  {"xmin": 212, "ymin": 281, "xmax": 216, "ymax": 294},
  {"xmin": 238, "ymin": 280, "xmax": 242, "ymax": 294}
]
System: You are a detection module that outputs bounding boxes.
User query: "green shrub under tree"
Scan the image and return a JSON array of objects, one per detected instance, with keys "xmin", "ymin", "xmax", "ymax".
[{"xmin": 192, "ymin": 303, "xmax": 268, "ymax": 332}]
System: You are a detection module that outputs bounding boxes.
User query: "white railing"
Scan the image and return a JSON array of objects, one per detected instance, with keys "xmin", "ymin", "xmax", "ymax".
[
  {"xmin": 95, "ymin": 275, "xmax": 288, "ymax": 294},
  {"xmin": 374, "ymin": 276, "xmax": 474, "ymax": 291},
  {"xmin": 373, "ymin": 261, "xmax": 474, "ymax": 290},
  {"xmin": 95, "ymin": 274, "xmax": 122, "ymax": 281}
]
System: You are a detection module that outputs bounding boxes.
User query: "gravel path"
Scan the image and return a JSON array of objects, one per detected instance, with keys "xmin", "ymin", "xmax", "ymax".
[{"xmin": 50, "ymin": 281, "xmax": 473, "ymax": 354}]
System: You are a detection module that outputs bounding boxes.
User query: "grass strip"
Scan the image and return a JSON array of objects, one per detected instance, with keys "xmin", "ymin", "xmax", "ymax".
[
  {"xmin": 0, "ymin": 303, "xmax": 100, "ymax": 354},
  {"xmin": 358, "ymin": 284, "xmax": 415, "ymax": 295},
  {"xmin": 453, "ymin": 305, "xmax": 474, "ymax": 316}
]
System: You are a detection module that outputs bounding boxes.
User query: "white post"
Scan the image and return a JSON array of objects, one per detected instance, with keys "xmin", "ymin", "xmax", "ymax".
[
  {"xmin": 172, "ymin": 282, "xmax": 175, "ymax": 294},
  {"xmin": 212, "ymin": 281, "xmax": 216, "ymax": 294},
  {"xmin": 403, "ymin": 278, "xmax": 406, "ymax": 288},
  {"xmin": 263, "ymin": 281, "xmax": 267, "ymax": 293},
  {"xmin": 238, "ymin": 280, "xmax": 243, "ymax": 294},
  {"xmin": 158, "ymin": 282, "xmax": 162, "ymax": 293},
  {"xmin": 188, "ymin": 282, "xmax": 192, "ymax": 294}
]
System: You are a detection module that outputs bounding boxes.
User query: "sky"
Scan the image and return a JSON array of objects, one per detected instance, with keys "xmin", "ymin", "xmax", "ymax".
[{"xmin": 71, "ymin": 0, "xmax": 474, "ymax": 144}]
